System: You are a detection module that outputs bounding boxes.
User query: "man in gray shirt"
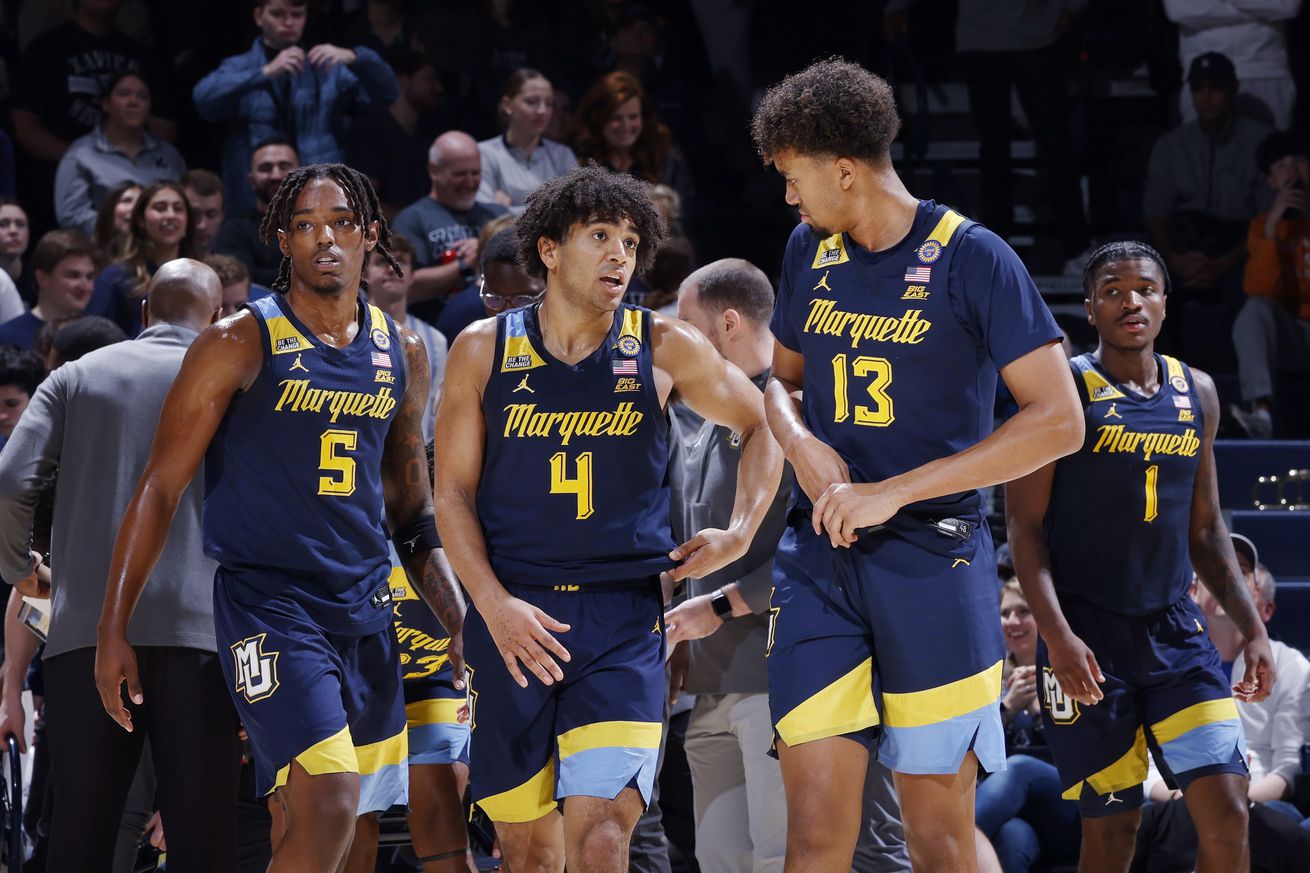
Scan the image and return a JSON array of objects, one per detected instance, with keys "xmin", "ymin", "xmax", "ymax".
[
  {"xmin": 664, "ymin": 260, "xmax": 909, "ymax": 873},
  {"xmin": 0, "ymin": 259, "xmax": 240, "ymax": 873}
]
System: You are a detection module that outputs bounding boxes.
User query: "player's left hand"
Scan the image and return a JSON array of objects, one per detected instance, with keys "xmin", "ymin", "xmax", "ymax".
[
  {"xmin": 307, "ymin": 44, "xmax": 357, "ymax": 68},
  {"xmin": 1234, "ymin": 633, "xmax": 1276, "ymax": 703},
  {"xmin": 669, "ymin": 528, "xmax": 747, "ymax": 582},
  {"xmin": 813, "ymin": 482, "xmax": 902, "ymax": 548},
  {"xmin": 448, "ymin": 629, "xmax": 466, "ymax": 691},
  {"xmin": 664, "ymin": 595, "xmax": 722, "ymax": 646}
]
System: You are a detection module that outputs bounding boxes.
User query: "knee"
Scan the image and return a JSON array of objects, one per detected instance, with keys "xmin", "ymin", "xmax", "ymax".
[
  {"xmin": 1082, "ymin": 811, "xmax": 1140, "ymax": 855},
  {"xmin": 903, "ymin": 818, "xmax": 971, "ymax": 867}
]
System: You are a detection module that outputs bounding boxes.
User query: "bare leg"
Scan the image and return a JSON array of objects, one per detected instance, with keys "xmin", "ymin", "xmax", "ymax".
[
  {"xmin": 893, "ymin": 751, "xmax": 980, "ymax": 873},
  {"xmin": 1078, "ymin": 809, "xmax": 1141, "ymax": 873},
  {"xmin": 1183, "ymin": 773, "xmax": 1249, "ymax": 873},
  {"xmin": 409, "ymin": 762, "xmax": 477, "ymax": 873},
  {"xmin": 340, "ymin": 813, "xmax": 380, "ymax": 873},
  {"xmin": 493, "ymin": 810, "xmax": 565, "ymax": 873},
  {"xmin": 562, "ymin": 788, "xmax": 646, "ymax": 873},
  {"xmin": 267, "ymin": 760, "xmax": 359, "ymax": 872},
  {"xmin": 777, "ymin": 737, "xmax": 868, "ymax": 873}
]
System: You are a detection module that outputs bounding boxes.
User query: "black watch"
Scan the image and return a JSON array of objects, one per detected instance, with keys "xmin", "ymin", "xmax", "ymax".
[{"xmin": 710, "ymin": 588, "xmax": 734, "ymax": 620}]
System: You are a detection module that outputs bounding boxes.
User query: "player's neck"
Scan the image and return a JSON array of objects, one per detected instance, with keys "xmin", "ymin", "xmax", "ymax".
[
  {"xmin": 844, "ymin": 171, "xmax": 919, "ymax": 253},
  {"xmin": 536, "ymin": 295, "xmax": 613, "ymax": 364},
  {"xmin": 285, "ymin": 282, "xmax": 363, "ymax": 348},
  {"xmin": 1095, "ymin": 343, "xmax": 1160, "ymax": 394}
]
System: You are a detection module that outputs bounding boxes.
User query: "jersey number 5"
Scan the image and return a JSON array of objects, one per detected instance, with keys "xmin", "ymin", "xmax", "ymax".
[
  {"xmin": 831, "ymin": 354, "xmax": 894, "ymax": 427},
  {"xmin": 550, "ymin": 451, "xmax": 594, "ymax": 519},
  {"xmin": 318, "ymin": 429, "xmax": 358, "ymax": 496}
]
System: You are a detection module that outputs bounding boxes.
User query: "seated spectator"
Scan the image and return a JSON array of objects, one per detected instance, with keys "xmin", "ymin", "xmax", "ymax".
[
  {"xmin": 445, "ymin": 223, "xmax": 543, "ymax": 339},
  {"xmin": 193, "ymin": 0, "xmax": 397, "ymax": 215},
  {"xmin": 54, "ymin": 71, "xmax": 186, "ymax": 238},
  {"xmin": 43, "ymin": 316, "xmax": 128, "ymax": 371},
  {"xmin": 1144, "ymin": 52, "xmax": 1271, "ymax": 303},
  {"xmin": 212, "ymin": 138, "xmax": 299, "ymax": 288},
  {"xmin": 975, "ymin": 580, "xmax": 1081, "ymax": 873},
  {"xmin": 93, "ymin": 180, "xmax": 142, "ymax": 264},
  {"xmin": 181, "ymin": 169, "xmax": 226, "ymax": 258},
  {"xmin": 0, "ymin": 231, "xmax": 97, "ymax": 350},
  {"xmin": 88, "ymin": 181, "xmax": 195, "ymax": 337},
  {"xmin": 363, "ymin": 234, "xmax": 446, "ymax": 441},
  {"xmin": 477, "ymin": 68, "xmax": 578, "ymax": 216},
  {"xmin": 202, "ymin": 253, "xmax": 269, "ymax": 319},
  {"xmin": 0, "ymin": 345, "xmax": 43, "ymax": 450},
  {"xmin": 1231, "ymin": 130, "xmax": 1310, "ymax": 438},
  {"xmin": 0, "ymin": 199, "xmax": 33, "ymax": 304},
  {"xmin": 345, "ymin": 47, "xmax": 444, "ymax": 219},
  {"xmin": 570, "ymin": 71, "xmax": 693, "ymax": 208},
  {"xmin": 392, "ymin": 130, "xmax": 509, "ymax": 323}
]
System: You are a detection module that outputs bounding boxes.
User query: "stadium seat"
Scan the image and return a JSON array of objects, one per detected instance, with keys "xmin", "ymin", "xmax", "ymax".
[{"xmin": 1213, "ymin": 441, "xmax": 1310, "ymax": 510}]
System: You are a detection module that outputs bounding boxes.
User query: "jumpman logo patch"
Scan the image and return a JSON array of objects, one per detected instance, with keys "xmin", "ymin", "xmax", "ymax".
[
  {"xmin": 813, "ymin": 270, "xmax": 832, "ymax": 292},
  {"xmin": 514, "ymin": 373, "xmax": 535, "ymax": 394},
  {"xmin": 289, "ymin": 353, "xmax": 309, "ymax": 373},
  {"xmin": 1103, "ymin": 403, "xmax": 1121, "ymax": 419}
]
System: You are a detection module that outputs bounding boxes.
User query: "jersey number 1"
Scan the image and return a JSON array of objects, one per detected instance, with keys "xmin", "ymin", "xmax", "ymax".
[
  {"xmin": 550, "ymin": 451, "xmax": 594, "ymax": 519},
  {"xmin": 831, "ymin": 354, "xmax": 894, "ymax": 426},
  {"xmin": 1144, "ymin": 464, "xmax": 1159, "ymax": 523}
]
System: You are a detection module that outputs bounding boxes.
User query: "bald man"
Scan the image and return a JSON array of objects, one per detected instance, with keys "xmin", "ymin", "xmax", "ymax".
[
  {"xmin": 0, "ymin": 259, "xmax": 242, "ymax": 873},
  {"xmin": 392, "ymin": 130, "xmax": 509, "ymax": 320}
]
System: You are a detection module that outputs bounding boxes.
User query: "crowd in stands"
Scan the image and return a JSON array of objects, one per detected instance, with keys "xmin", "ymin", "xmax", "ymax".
[{"xmin": 0, "ymin": 1, "xmax": 1304, "ymax": 871}]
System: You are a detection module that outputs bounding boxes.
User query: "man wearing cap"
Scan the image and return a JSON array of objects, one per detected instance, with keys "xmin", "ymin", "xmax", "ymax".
[{"xmin": 1144, "ymin": 51, "xmax": 1271, "ymax": 299}]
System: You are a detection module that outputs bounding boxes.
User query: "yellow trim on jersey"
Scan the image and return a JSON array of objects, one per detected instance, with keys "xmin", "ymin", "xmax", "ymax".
[
  {"xmin": 405, "ymin": 698, "xmax": 466, "ymax": 728},
  {"xmin": 387, "ymin": 566, "xmax": 419, "ymax": 601},
  {"xmin": 811, "ymin": 234, "xmax": 850, "ymax": 269},
  {"xmin": 926, "ymin": 209, "xmax": 967, "ymax": 247},
  {"xmin": 355, "ymin": 731, "xmax": 408, "ymax": 776},
  {"xmin": 881, "ymin": 660, "xmax": 1004, "ymax": 728},
  {"xmin": 557, "ymin": 720, "xmax": 662, "ymax": 759},
  {"xmin": 1080, "ymin": 367, "xmax": 1126, "ymax": 403},
  {"xmin": 1060, "ymin": 727, "xmax": 1148, "ymax": 801},
  {"xmin": 1161, "ymin": 355, "xmax": 1188, "ymax": 391},
  {"xmin": 265, "ymin": 314, "xmax": 315, "ymax": 356},
  {"xmin": 617, "ymin": 306, "xmax": 643, "ymax": 345},
  {"xmin": 367, "ymin": 304, "xmax": 390, "ymax": 340},
  {"xmin": 775, "ymin": 657, "xmax": 880, "ymax": 746},
  {"xmin": 1150, "ymin": 697, "xmax": 1239, "ymax": 746},
  {"xmin": 271, "ymin": 725, "xmax": 356, "ymax": 792},
  {"xmin": 500, "ymin": 310, "xmax": 547, "ymax": 373},
  {"xmin": 477, "ymin": 760, "xmax": 557, "ymax": 823}
]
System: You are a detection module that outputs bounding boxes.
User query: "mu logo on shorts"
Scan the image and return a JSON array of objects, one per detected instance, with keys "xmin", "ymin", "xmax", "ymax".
[
  {"xmin": 231, "ymin": 633, "xmax": 281, "ymax": 703},
  {"xmin": 1042, "ymin": 666, "xmax": 1080, "ymax": 725}
]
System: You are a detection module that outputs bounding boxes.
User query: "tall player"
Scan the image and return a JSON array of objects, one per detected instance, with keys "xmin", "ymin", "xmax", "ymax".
[
  {"xmin": 751, "ymin": 59, "xmax": 1085, "ymax": 873},
  {"xmin": 1007, "ymin": 241, "xmax": 1275, "ymax": 873},
  {"xmin": 94, "ymin": 164, "xmax": 465, "ymax": 873},
  {"xmin": 434, "ymin": 164, "xmax": 783, "ymax": 873}
]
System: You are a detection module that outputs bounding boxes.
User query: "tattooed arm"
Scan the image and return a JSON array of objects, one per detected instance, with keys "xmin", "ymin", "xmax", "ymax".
[{"xmin": 383, "ymin": 326, "xmax": 467, "ymax": 683}]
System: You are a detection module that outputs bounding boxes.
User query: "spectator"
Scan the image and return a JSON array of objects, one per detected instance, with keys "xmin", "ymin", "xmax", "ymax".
[
  {"xmin": 1163, "ymin": 0, "xmax": 1301, "ymax": 129},
  {"xmin": 437, "ymin": 224, "xmax": 540, "ymax": 341},
  {"xmin": 54, "ymin": 71, "xmax": 186, "ymax": 238},
  {"xmin": 344, "ymin": 47, "xmax": 444, "ymax": 219},
  {"xmin": 44, "ymin": 315, "xmax": 128, "ymax": 371},
  {"xmin": 92, "ymin": 180, "xmax": 142, "ymax": 264},
  {"xmin": 974, "ymin": 581, "xmax": 1081, "ymax": 872},
  {"xmin": 1231, "ymin": 130, "xmax": 1310, "ymax": 438},
  {"xmin": 0, "ymin": 259, "xmax": 242, "ymax": 873},
  {"xmin": 0, "ymin": 345, "xmax": 43, "ymax": 449},
  {"xmin": 477, "ymin": 68, "xmax": 578, "ymax": 215},
  {"xmin": 88, "ymin": 180, "xmax": 194, "ymax": 337},
  {"xmin": 180, "ymin": 169, "xmax": 225, "ymax": 258},
  {"xmin": 571, "ymin": 71, "xmax": 693, "ymax": 206},
  {"xmin": 0, "ymin": 231, "xmax": 97, "ymax": 350},
  {"xmin": 346, "ymin": 0, "xmax": 415, "ymax": 58},
  {"xmin": 392, "ymin": 130, "xmax": 509, "ymax": 322},
  {"xmin": 211, "ymin": 137, "xmax": 299, "ymax": 288},
  {"xmin": 0, "ymin": 199, "xmax": 33, "ymax": 304},
  {"xmin": 363, "ymin": 234, "xmax": 447, "ymax": 441},
  {"xmin": 1144, "ymin": 52, "xmax": 1271, "ymax": 300},
  {"xmin": 202, "ymin": 253, "xmax": 267, "ymax": 319},
  {"xmin": 192, "ymin": 0, "xmax": 398, "ymax": 215}
]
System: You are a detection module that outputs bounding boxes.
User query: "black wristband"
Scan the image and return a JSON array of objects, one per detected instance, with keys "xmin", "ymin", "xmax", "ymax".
[
  {"xmin": 393, "ymin": 514, "xmax": 440, "ymax": 563},
  {"xmin": 710, "ymin": 588, "xmax": 734, "ymax": 620}
]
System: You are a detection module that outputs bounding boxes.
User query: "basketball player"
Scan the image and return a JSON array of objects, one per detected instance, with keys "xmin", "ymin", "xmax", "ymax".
[
  {"xmin": 95, "ymin": 164, "xmax": 464, "ymax": 873},
  {"xmin": 434, "ymin": 164, "xmax": 783, "ymax": 873},
  {"xmin": 751, "ymin": 59, "xmax": 1085, "ymax": 873},
  {"xmin": 1006, "ymin": 241, "xmax": 1275, "ymax": 873}
]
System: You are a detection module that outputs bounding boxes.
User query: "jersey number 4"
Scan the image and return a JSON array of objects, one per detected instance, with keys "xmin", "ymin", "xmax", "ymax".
[
  {"xmin": 550, "ymin": 451, "xmax": 594, "ymax": 519},
  {"xmin": 831, "ymin": 354, "xmax": 894, "ymax": 427}
]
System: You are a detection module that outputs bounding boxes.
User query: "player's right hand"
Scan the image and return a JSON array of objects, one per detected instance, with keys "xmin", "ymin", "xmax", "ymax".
[
  {"xmin": 262, "ymin": 46, "xmax": 305, "ymax": 79},
  {"xmin": 485, "ymin": 595, "xmax": 571, "ymax": 688},
  {"xmin": 0, "ymin": 693, "xmax": 27, "ymax": 753},
  {"xmin": 94, "ymin": 631, "xmax": 143, "ymax": 732},
  {"xmin": 1045, "ymin": 630, "xmax": 1105, "ymax": 706},
  {"xmin": 791, "ymin": 434, "xmax": 851, "ymax": 506}
]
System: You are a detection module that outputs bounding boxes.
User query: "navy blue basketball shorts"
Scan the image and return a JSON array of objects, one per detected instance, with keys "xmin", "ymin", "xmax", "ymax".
[
  {"xmin": 767, "ymin": 515, "xmax": 1006, "ymax": 775},
  {"xmin": 214, "ymin": 569, "xmax": 408, "ymax": 813},
  {"xmin": 1039, "ymin": 594, "xmax": 1247, "ymax": 818},
  {"xmin": 463, "ymin": 580, "xmax": 665, "ymax": 823}
]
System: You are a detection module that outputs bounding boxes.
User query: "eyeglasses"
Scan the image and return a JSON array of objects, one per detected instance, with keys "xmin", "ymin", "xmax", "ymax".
[{"xmin": 479, "ymin": 277, "xmax": 546, "ymax": 312}]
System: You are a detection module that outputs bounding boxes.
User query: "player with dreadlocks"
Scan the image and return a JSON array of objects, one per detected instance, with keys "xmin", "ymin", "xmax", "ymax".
[{"xmin": 96, "ymin": 163, "xmax": 466, "ymax": 872}]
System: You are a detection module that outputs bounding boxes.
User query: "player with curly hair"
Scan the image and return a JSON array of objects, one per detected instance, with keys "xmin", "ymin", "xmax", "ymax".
[
  {"xmin": 434, "ymin": 163, "xmax": 783, "ymax": 873},
  {"xmin": 96, "ymin": 163, "xmax": 466, "ymax": 872},
  {"xmin": 752, "ymin": 59, "xmax": 1086, "ymax": 872}
]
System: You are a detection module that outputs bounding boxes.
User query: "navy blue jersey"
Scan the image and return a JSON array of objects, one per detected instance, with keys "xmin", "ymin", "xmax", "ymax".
[
  {"xmin": 204, "ymin": 293, "xmax": 407, "ymax": 634},
  {"xmin": 477, "ymin": 304, "xmax": 676, "ymax": 585},
  {"xmin": 1046, "ymin": 354, "xmax": 1203, "ymax": 616},
  {"xmin": 770, "ymin": 201, "xmax": 1061, "ymax": 523}
]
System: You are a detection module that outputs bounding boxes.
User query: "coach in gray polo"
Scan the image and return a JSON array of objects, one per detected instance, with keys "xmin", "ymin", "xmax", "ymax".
[{"xmin": 0, "ymin": 259, "xmax": 241, "ymax": 873}]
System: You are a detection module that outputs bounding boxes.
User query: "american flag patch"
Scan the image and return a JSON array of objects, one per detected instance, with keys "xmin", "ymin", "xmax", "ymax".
[
  {"xmin": 372, "ymin": 351, "xmax": 391, "ymax": 367},
  {"xmin": 904, "ymin": 266, "xmax": 931, "ymax": 283},
  {"xmin": 612, "ymin": 359, "xmax": 638, "ymax": 376},
  {"xmin": 1173, "ymin": 395, "xmax": 1191, "ymax": 408}
]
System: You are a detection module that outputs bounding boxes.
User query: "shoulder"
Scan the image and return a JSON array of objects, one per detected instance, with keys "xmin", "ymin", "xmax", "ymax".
[
  {"xmin": 394, "ymin": 321, "xmax": 428, "ymax": 364},
  {"xmin": 394, "ymin": 197, "xmax": 436, "ymax": 224},
  {"xmin": 444, "ymin": 317, "xmax": 497, "ymax": 388},
  {"xmin": 953, "ymin": 222, "xmax": 1023, "ymax": 270},
  {"xmin": 651, "ymin": 309, "xmax": 713, "ymax": 362},
  {"xmin": 1186, "ymin": 364, "xmax": 1217, "ymax": 399},
  {"xmin": 478, "ymin": 136, "xmax": 504, "ymax": 155}
]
